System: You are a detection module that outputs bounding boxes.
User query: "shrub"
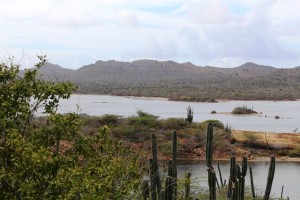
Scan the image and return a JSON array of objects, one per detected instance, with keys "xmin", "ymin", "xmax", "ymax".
[
  {"xmin": 0, "ymin": 56, "xmax": 144, "ymax": 199},
  {"xmin": 99, "ymin": 114, "xmax": 121, "ymax": 125},
  {"xmin": 201, "ymin": 119, "xmax": 224, "ymax": 129},
  {"xmin": 127, "ymin": 110, "xmax": 159, "ymax": 127},
  {"xmin": 232, "ymin": 105, "xmax": 257, "ymax": 114},
  {"xmin": 136, "ymin": 109, "xmax": 158, "ymax": 119},
  {"xmin": 160, "ymin": 118, "xmax": 186, "ymax": 130},
  {"xmin": 128, "ymin": 116, "xmax": 159, "ymax": 127}
]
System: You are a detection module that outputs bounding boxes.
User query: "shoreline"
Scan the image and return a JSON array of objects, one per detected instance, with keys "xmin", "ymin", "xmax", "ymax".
[{"xmin": 73, "ymin": 93, "xmax": 300, "ymax": 103}]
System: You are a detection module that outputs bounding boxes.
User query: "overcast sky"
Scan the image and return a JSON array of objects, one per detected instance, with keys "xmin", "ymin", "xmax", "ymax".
[{"xmin": 1, "ymin": 0, "xmax": 300, "ymax": 69}]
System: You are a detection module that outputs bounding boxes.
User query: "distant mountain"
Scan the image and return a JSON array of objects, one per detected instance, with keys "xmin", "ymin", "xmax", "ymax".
[
  {"xmin": 35, "ymin": 60, "xmax": 300, "ymax": 101},
  {"xmin": 37, "ymin": 63, "xmax": 74, "ymax": 81}
]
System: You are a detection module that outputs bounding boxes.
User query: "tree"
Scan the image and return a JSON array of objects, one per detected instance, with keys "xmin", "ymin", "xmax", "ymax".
[
  {"xmin": 244, "ymin": 133, "xmax": 261, "ymax": 147},
  {"xmin": 0, "ymin": 56, "xmax": 144, "ymax": 199},
  {"xmin": 185, "ymin": 105, "xmax": 193, "ymax": 124}
]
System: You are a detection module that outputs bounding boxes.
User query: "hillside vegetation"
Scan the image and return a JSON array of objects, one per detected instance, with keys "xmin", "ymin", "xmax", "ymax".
[{"xmin": 37, "ymin": 60, "xmax": 300, "ymax": 101}]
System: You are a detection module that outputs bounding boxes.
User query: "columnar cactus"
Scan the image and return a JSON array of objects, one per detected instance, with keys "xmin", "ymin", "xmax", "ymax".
[
  {"xmin": 217, "ymin": 163, "xmax": 224, "ymax": 187},
  {"xmin": 149, "ymin": 159, "xmax": 157, "ymax": 200},
  {"xmin": 227, "ymin": 156, "xmax": 238, "ymax": 200},
  {"xmin": 239, "ymin": 156, "xmax": 248, "ymax": 200},
  {"xmin": 172, "ymin": 131, "xmax": 177, "ymax": 199},
  {"xmin": 263, "ymin": 155, "xmax": 276, "ymax": 200},
  {"xmin": 206, "ymin": 123, "xmax": 214, "ymax": 168},
  {"xmin": 166, "ymin": 160, "xmax": 173, "ymax": 200},
  {"xmin": 165, "ymin": 176, "xmax": 172, "ymax": 200},
  {"xmin": 250, "ymin": 166, "xmax": 256, "ymax": 199},
  {"xmin": 184, "ymin": 172, "xmax": 191, "ymax": 200},
  {"xmin": 151, "ymin": 134, "xmax": 162, "ymax": 199},
  {"xmin": 206, "ymin": 123, "xmax": 216, "ymax": 200}
]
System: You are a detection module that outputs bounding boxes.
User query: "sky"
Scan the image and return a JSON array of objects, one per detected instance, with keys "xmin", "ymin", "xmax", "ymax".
[{"xmin": 1, "ymin": 0, "xmax": 300, "ymax": 69}]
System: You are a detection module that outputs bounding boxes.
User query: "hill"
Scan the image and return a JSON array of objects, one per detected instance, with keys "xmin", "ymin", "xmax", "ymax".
[{"xmin": 35, "ymin": 60, "xmax": 300, "ymax": 101}]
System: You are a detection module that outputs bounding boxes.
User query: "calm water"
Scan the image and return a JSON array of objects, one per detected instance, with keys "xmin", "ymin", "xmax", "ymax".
[
  {"xmin": 176, "ymin": 161, "xmax": 300, "ymax": 199},
  {"xmin": 58, "ymin": 94, "xmax": 300, "ymax": 133}
]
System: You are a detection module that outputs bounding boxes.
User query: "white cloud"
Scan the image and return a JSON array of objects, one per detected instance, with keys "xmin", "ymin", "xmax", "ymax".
[
  {"xmin": 117, "ymin": 10, "xmax": 140, "ymax": 28},
  {"xmin": 183, "ymin": 0, "xmax": 233, "ymax": 24},
  {"xmin": 0, "ymin": 0, "xmax": 300, "ymax": 68}
]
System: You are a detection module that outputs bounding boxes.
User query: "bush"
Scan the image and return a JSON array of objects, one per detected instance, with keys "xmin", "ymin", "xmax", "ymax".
[
  {"xmin": 160, "ymin": 118, "xmax": 186, "ymax": 130},
  {"xmin": 0, "ymin": 56, "xmax": 144, "ymax": 199},
  {"xmin": 232, "ymin": 105, "xmax": 257, "ymax": 114},
  {"xmin": 99, "ymin": 114, "xmax": 121, "ymax": 125},
  {"xmin": 136, "ymin": 109, "xmax": 158, "ymax": 119},
  {"xmin": 128, "ymin": 116, "xmax": 159, "ymax": 127},
  {"xmin": 201, "ymin": 119, "xmax": 224, "ymax": 129}
]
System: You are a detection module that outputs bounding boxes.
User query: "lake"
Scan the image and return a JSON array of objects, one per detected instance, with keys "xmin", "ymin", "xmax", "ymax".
[
  {"xmin": 58, "ymin": 94, "xmax": 300, "ymax": 133},
  {"xmin": 175, "ymin": 161, "xmax": 300, "ymax": 199}
]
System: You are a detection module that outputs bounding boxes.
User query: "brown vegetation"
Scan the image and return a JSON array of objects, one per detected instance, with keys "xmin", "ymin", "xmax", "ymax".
[{"xmin": 76, "ymin": 113, "xmax": 300, "ymax": 161}]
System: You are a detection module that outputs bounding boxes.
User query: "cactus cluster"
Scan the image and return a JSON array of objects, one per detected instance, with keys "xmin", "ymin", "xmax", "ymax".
[
  {"xmin": 149, "ymin": 131, "xmax": 178, "ymax": 200},
  {"xmin": 226, "ymin": 156, "xmax": 248, "ymax": 200},
  {"xmin": 147, "ymin": 124, "xmax": 277, "ymax": 200}
]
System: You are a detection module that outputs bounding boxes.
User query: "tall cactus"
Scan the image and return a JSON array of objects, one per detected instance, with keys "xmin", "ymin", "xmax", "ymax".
[
  {"xmin": 263, "ymin": 155, "xmax": 276, "ymax": 200},
  {"xmin": 172, "ymin": 131, "xmax": 177, "ymax": 199},
  {"xmin": 241, "ymin": 156, "xmax": 248, "ymax": 177},
  {"xmin": 249, "ymin": 166, "xmax": 256, "ymax": 199},
  {"xmin": 227, "ymin": 156, "xmax": 238, "ymax": 200},
  {"xmin": 151, "ymin": 134, "xmax": 162, "ymax": 199},
  {"xmin": 206, "ymin": 123, "xmax": 214, "ymax": 168},
  {"xmin": 217, "ymin": 163, "xmax": 224, "ymax": 187},
  {"xmin": 165, "ymin": 160, "xmax": 173, "ymax": 200},
  {"xmin": 208, "ymin": 168, "xmax": 217, "ymax": 200},
  {"xmin": 165, "ymin": 176, "xmax": 172, "ymax": 200},
  {"xmin": 206, "ymin": 123, "xmax": 216, "ymax": 200},
  {"xmin": 149, "ymin": 159, "xmax": 157, "ymax": 200},
  {"xmin": 239, "ymin": 156, "xmax": 248, "ymax": 200},
  {"xmin": 184, "ymin": 172, "xmax": 191, "ymax": 200}
]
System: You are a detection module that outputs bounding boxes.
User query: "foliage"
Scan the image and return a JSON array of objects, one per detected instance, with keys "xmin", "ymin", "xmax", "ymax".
[
  {"xmin": 200, "ymin": 119, "xmax": 224, "ymax": 129},
  {"xmin": 127, "ymin": 110, "xmax": 159, "ymax": 127},
  {"xmin": 244, "ymin": 133, "xmax": 261, "ymax": 145},
  {"xmin": 136, "ymin": 109, "xmax": 158, "ymax": 119},
  {"xmin": 160, "ymin": 118, "xmax": 186, "ymax": 130},
  {"xmin": 99, "ymin": 114, "xmax": 122, "ymax": 126},
  {"xmin": 232, "ymin": 105, "xmax": 257, "ymax": 114},
  {"xmin": 0, "ymin": 56, "xmax": 144, "ymax": 199}
]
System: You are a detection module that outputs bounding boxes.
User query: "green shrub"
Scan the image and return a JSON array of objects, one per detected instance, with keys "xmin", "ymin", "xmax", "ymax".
[
  {"xmin": 0, "ymin": 56, "xmax": 144, "ymax": 199},
  {"xmin": 136, "ymin": 109, "xmax": 158, "ymax": 119},
  {"xmin": 200, "ymin": 119, "xmax": 224, "ymax": 129},
  {"xmin": 127, "ymin": 110, "xmax": 159, "ymax": 127},
  {"xmin": 232, "ymin": 105, "xmax": 257, "ymax": 114},
  {"xmin": 99, "ymin": 114, "xmax": 121, "ymax": 125},
  {"xmin": 128, "ymin": 116, "xmax": 159, "ymax": 127},
  {"xmin": 160, "ymin": 118, "xmax": 186, "ymax": 130}
]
